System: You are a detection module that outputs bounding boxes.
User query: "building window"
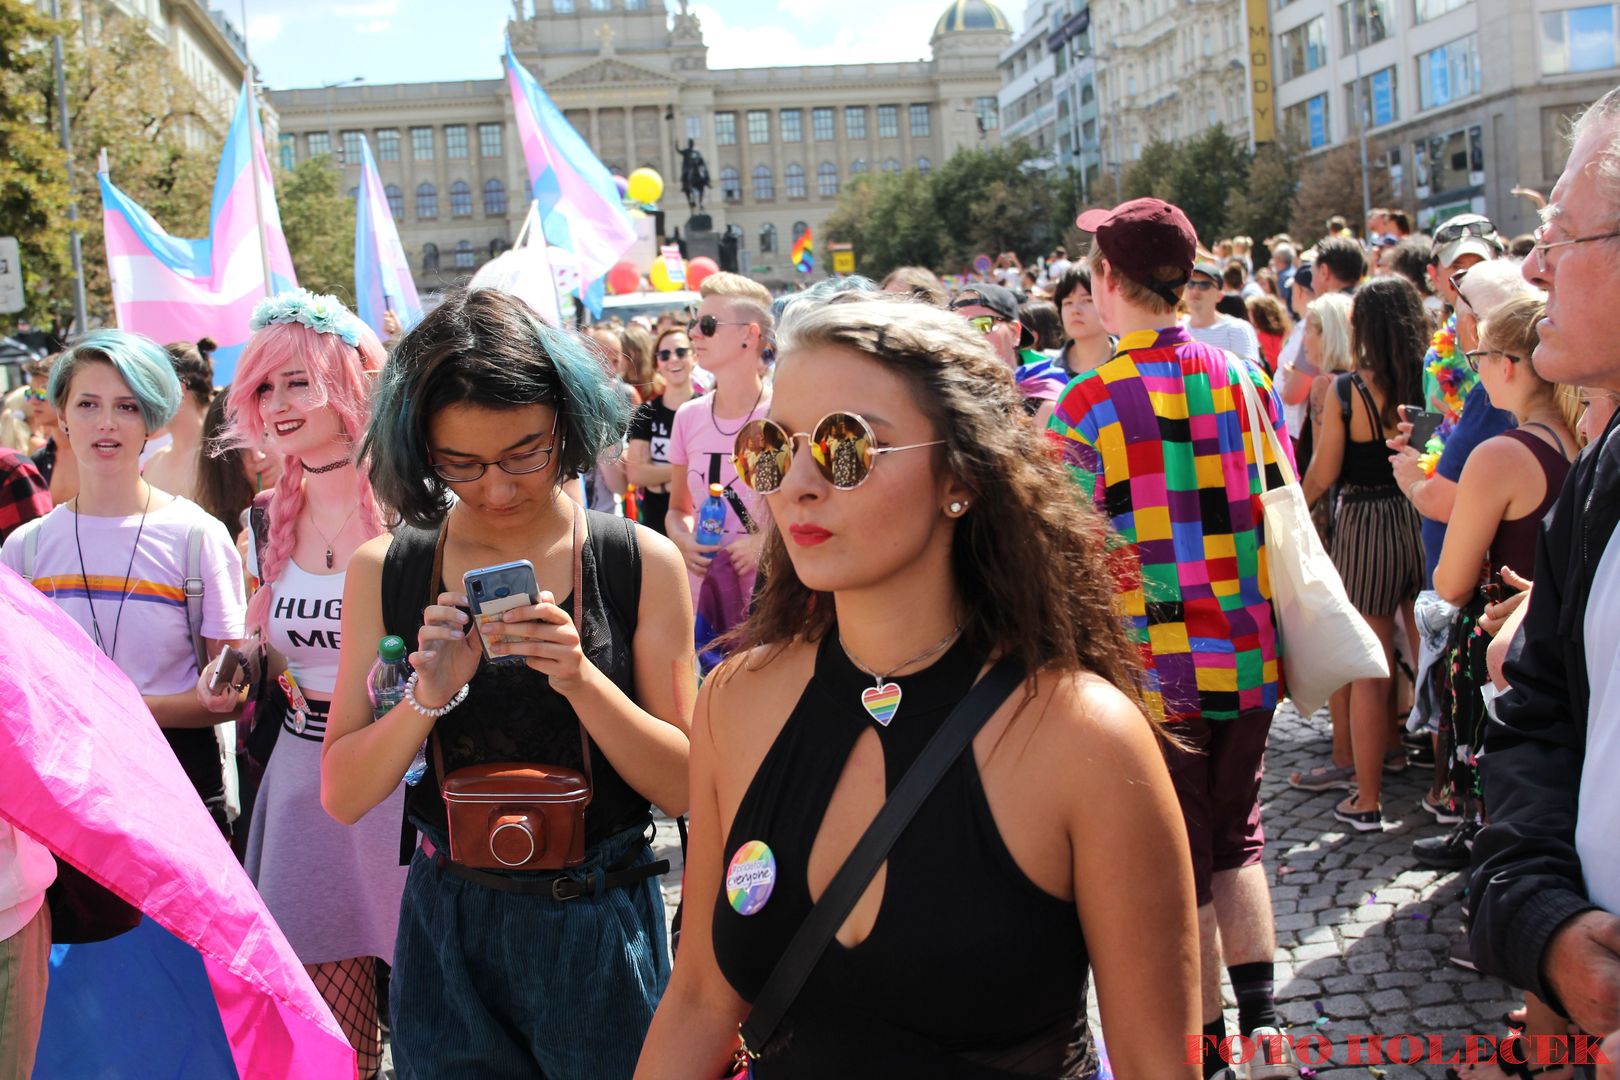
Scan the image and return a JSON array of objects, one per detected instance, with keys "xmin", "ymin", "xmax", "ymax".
[
  {"xmin": 1413, "ymin": 0, "xmax": 1466, "ymax": 22},
  {"xmin": 490, "ymin": 239, "xmax": 509, "ymax": 258},
  {"xmin": 1340, "ymin": 0, "xmax": 1391, "ymax": 52},
  {"xmin": 385, "ymin": 183, "xmax": 404, "ymax": 220},
  {"xmin": 422, "ymin": 242, "xmax": 439, "ymax": 273},
  {"xmin": 909, "ymin": 103, "xmax": 930, "ymax": 136},
  {"xmin": 1279, "ymin": 17, "xmax": 1328, "ymax": 80},
  {"xmin": 759, "ymin": 223, "xmax": 776, "ymax": 253},
  {"xmin": 747, "ymin": 110, "xmax": 770, "ymax": 144},
  {"xmin": 1348, "ymin": 65, "xmax": 1399, "ymax": 128},
  {"xmin": 686, "ymin": 115, "xmax": 702, "ymax": 143},
  {"xmin": 1283, "ymin": 93, "xmax": 1332, "ymax": 149},
  {"xmin": 752, "ymin": 164, "xmax": 775, "ymax": 201},
  {"xmin": 974, "ymin": 96, "xmax": 999, "ymax": 130},
  {"xmin": 781, "ymin": 109, "xmax": 802, "ymax": 143},
  {"xmin": 308, "ymin": 131, "xmax": 331, "ymax": 157},
  {"xmin": 341, "ymin": 130, "xmax": 363, "ymax": 163},
  {"xmin": 1417, "ymin": 35, "xmax": 1481, "ymax": 109},
  {"xmin": 377, "ymin": 128, "xmax": 400, "ymax": 162},
  {"xmin": 416, "ymin": 182, "xmax": 438, "ymax": 219},
  {"xmin": 785, "ymin": 163, "xmax": 807, "ymax": 198},
  {"xmin": 1541, "ymin": 4, "xmax": 1619, "ymax": 73},
  {"xmin": 478, "ymin": 123, "xmax": 502, "ymax": 157},
  {"xmin": 450, "ymin": 181, "xmax": 473, "ymax": 217},
  {"xmin": 716, "ymin": 112, "xmax": 738, "ymax": 146},
  {"xmin": 851, "ymin": 158, "xmax": 868, "ymax": 176},
  {"xmin": 881, "ymin": 158, "xmax": 901, "ymax": 174},
  {"xmin": 484, "ymin": 179, "xmax": 507, "ymax": 216},
  {"xmin": 916, "ymin": 156, "xmax": 932, "ymax": 173},
  {"xmin": 877, "ymin": 105, "xmax": 899, "ymax": 138},
  {"xmin": 817, "ymin": 161, "xmax": 839, "ymax": 196},
  {"xmin": 812, "ymin": 107, "xmax": 835, "ymax": 141},
  {"xmin": 445, "ymin": 125, "xmax": 469, "ymax": 159},
  {"xmin": 411, "ymin": 126, "xmax": 434, "ymax": 160},
  {"xmin": 845, "ymin": 106, "xmax": 867, "ymax": 139},
  {"xmin": 278, "ymin": 133, "xmax": 295, "ymax": 170},
  {"xmin": 453, "ymin": 240, "xmax": 475, "ymax": 269},
  {"xmin": 720, "ymin": 166, "xmax": 741, "ymax": 202}
]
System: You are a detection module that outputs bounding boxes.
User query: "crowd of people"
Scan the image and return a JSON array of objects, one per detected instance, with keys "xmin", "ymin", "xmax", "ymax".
[{"xmin": 1, "ymin": 86, "xmax": 1618, "ymax": 1080}]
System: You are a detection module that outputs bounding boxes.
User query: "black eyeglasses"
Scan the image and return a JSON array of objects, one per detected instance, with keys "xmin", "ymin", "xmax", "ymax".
[
  {"xmin": 1434, "ymin": 218, "xmax": 1500, "ymax": 245},
  {"xmin": 430, "ymin": 413, "xmax": 560, "ymax": 483},
  {"xmin": 1464, "ymin": 349, "xmax": 1521, "ymax": 372},
  {"xmin": 688, "ymin": 315, "xmax": 750, "ymax": 338},
  {"xmin": 657, "ymin": 346, "xmax": 691, "ymax": 362}
]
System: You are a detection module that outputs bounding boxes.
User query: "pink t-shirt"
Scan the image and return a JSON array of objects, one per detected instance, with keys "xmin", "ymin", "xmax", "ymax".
[{"xmin": 666, "ymin": 391, "xmax": 771, "ymax": 597}]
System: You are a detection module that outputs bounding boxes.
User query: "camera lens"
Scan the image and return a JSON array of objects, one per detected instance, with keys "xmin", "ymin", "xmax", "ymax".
[{"xmin": 495, "ymin": 586, "xmax": 511, "ymax": 598}]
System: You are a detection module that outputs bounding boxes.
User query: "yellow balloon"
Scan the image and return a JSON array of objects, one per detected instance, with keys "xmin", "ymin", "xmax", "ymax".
[
  {"xmin": 649, "ymin": 257, "xmax": 684, "ymax": 292},
  {"xmin": 627, "ymin": 167, "xmax": 664, "ymax": 205}
]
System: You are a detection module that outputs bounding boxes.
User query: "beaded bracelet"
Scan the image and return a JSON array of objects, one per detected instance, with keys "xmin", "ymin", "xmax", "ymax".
[{"xmin": 405, "ymin": 672, "xmax": 470, "ymax": 718}]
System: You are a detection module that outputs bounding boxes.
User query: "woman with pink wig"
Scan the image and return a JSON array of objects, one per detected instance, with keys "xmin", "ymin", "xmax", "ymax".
[{"xmin": 196, "ymin": 289, "xmax": 400, "ymax": 1077}]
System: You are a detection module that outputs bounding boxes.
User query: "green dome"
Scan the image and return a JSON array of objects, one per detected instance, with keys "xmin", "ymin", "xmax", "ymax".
[{"xmin": 933, "ymin": 0, "xmax": 1010, "ymax": 35}]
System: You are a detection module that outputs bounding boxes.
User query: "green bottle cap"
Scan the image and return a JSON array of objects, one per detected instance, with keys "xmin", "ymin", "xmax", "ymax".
[{"xmin": 378, "ymin": 635, "xmax": 408, "ymax": 662}]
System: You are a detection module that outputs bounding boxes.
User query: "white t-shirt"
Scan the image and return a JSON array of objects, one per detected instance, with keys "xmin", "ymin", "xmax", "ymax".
[
  {"xmin": 0, "ymin": 821, "xmax": 56, "ymax": 942},
  {"xmin": 1277, "ymin": 321, "xmax": 1309, "ymax": 438},
  {"xmin": 1, "ymin": 497, "xmax": 246, "ymax": 695},
  {"xmin": 1187, "ymin": 314, "xmax": 1262, "ymax": 370},
  {"xmin": 1578, "ymin": 532, "xmax": 1620, "ymax": 914}
]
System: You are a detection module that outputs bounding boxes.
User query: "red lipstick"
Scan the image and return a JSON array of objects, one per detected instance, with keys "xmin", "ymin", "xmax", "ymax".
[{"xmin": 788, "ymin": 524, "xmax": 833, "ymax": 546}]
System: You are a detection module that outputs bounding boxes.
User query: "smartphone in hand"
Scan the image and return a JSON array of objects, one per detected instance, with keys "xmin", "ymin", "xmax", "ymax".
[
  {"xmin": 1399, "ymin": 405, "xmax": 1445, "ymax": 448},
  {"xmin": 207, "ymin": 646, "xmax": 245, "ymax": 694},
  {"xmin": 463, "ymin": 560, "xmax": 540, "ymax": 665}
]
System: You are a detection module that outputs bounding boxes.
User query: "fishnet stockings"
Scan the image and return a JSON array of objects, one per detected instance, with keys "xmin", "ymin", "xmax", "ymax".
[{"xmin": 308, "ymin": 956, "xmax": 382, "ymax": 1074}]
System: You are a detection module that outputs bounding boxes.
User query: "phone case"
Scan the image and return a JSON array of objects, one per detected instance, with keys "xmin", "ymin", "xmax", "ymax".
[{"xmin": 463, "ymin": 560, "xmax": 539, "ymax": 665}]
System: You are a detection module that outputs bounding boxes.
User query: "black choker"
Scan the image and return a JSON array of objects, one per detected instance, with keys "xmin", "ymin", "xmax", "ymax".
[{"xmin": 305, "ymin": 457, "xmax": 352, "ymax": 474}]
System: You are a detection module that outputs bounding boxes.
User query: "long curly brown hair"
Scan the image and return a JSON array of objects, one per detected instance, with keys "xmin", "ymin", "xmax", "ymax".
[{"xmin": 730, "ymin": 293, "xmax": 1152, "ymax": 725}]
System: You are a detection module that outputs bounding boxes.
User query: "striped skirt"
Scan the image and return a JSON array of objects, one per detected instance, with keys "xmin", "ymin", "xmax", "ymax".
[{"xmin": 1330, "ymin": 484, "xmax": 1425, "ymax": 618}]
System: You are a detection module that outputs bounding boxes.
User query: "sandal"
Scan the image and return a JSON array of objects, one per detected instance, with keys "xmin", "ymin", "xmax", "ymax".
[
  {"xmin": 1289, "ymin": 763, "xmax": 1356, "ymax": 791},
  {"xmin": 1383, "ymin": 747, "xmax": 1409, "ymax": 774},
  {"xmin": 1332, "ymin": 795, "xmax": 1384, "ymax": 832}
]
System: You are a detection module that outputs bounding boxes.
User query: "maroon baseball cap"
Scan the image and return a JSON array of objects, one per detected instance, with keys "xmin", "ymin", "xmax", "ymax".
[{"xmin": 1076, "ymin": 198, "xmax": 1199, "ymax": 306}]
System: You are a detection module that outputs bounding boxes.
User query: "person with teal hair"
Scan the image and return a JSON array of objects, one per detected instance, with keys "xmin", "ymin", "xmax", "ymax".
[
  {"xmin": 322, "ymin": 288, "xmax": 696, "ymax": 1078},
  {"xmin": 3, "ymin": 328, "xmax": 247, "ymax": 836}
]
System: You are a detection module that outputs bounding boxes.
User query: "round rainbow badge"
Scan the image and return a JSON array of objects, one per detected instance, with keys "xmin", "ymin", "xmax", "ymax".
[{"xmin": 725, "ymin": 840, "xmax": 777, "ymax": 916}]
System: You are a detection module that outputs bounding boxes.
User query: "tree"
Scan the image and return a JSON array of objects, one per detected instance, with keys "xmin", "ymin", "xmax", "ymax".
[
  {"xmin": 0, "ymin": 0, "xmax": 74, "ymax": 328},
  {"xmin": 1289, "ymin": 140, "xmax": 1392, "ymax": 247},
  {"xmin": 1225, "ymin": 140, "xmax": 1303, "ymax": 242},
  {"xmin": 1169, "ymin": 125, "xmax": 1251, "ymax": 244},
  {"xmin": 276, "ymin": 156, "xmax": 356, "ymax": 297},
  {"xmin": 1121, "ymin": 139, "xmax": 1178, "ymax": 204}
]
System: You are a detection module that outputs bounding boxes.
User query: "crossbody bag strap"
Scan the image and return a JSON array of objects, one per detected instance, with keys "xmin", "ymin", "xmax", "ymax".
[
  {"xmin": 184, "ymin": 524, "xmax": 208, "ymax": 674},
  {"xmin": 737, "ymin": 654, "xmax": 1027, "ymax": 1059}
]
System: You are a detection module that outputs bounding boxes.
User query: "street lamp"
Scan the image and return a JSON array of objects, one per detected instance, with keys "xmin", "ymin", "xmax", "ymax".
[{"xmin": 321, "ymin": 76, "xmax": 365, "ymax": 164}]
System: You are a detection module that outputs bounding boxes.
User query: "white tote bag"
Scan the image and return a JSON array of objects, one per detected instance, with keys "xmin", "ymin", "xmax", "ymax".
[{"xmin": 1232, "ymin": 361, "xmax": 1389, "ymax": 716}]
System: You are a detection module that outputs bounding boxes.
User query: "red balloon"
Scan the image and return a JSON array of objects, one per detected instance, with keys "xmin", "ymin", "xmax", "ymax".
[
  {"xmin": 686, "ymin": 256, "xmax": 719, "ymax": 289},
  {"xmin": 607, "ymin": 261, "xmax": 640, "ymax": 295}
]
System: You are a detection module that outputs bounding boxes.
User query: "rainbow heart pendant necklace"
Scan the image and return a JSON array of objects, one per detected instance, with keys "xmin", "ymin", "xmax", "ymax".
[{"xmin": 839, "ymin": 622, "xmax": 963, "ymax": 727}]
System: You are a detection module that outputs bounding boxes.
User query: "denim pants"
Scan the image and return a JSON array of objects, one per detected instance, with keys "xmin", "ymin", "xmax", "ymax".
[{"xmin": 391, "ymin": 822, "xmax": 670, "ymax": 1079}]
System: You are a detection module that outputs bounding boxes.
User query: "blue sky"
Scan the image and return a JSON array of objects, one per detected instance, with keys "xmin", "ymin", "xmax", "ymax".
[{"xmin": 246, "ymin": 0, "xmax": 1024, "ymax": 92}]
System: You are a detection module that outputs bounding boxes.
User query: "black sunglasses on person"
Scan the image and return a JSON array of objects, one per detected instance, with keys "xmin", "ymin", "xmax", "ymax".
[
  {"xmin": 688, "ymin": 315, "xmax": 750, "ymax": 338},
  {"xmin": 657, "ymin": 346, "xmax": 691, "ymax": 362}
]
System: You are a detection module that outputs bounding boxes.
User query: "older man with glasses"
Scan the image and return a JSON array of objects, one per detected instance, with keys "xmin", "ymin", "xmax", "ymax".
[{"xmin": 1469, "ymin": 85, "xmax": 1620, "ymax": 1050}]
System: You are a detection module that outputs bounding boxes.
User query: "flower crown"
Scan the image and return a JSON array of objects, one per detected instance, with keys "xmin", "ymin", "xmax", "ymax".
[{"xmin": 250, "ymin": 289, "xmax": 363, "ymax": 348}]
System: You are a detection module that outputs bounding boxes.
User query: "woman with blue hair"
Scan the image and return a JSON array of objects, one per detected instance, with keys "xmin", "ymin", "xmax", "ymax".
[
  {"xmin": 320, "ymin": 288, "xmax": 695, "ymax": 1078},
  {"xmin": 1, "ymin": 329, "xmax": 247, "ymax": 833}
]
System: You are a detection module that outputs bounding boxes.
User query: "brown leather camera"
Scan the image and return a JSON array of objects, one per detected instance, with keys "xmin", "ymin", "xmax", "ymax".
[{"xmin": 439, "ymin": 762, "xmax": 590, "ymax": 870}]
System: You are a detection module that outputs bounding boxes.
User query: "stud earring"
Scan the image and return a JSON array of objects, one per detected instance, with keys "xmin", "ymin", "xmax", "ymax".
[{"xmin": 949, "ymin": 501, "xmax": 967, "ymax": 515}]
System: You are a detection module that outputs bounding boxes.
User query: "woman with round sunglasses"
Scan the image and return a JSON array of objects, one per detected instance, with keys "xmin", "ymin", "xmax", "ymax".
[
  {"xmin": 322, "ymin": 288, "xmax": 694, "ymax": 1079},
  {"xmin": 625, "ymin": 326, "xmax": 702, "ymax": 537},
  {"xmin": 666, "ymin": 273, "xmax": 774, "ymax": 597},
  {"xmin": 635, "ymin": 294, "xmax": 1199, "ymax": 1079}
]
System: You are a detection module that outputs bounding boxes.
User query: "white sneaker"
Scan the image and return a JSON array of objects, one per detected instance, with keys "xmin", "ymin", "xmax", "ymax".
[{"xmin": 1245, "ymin": 1026, "xmax": 1302, "ymax": 1079}]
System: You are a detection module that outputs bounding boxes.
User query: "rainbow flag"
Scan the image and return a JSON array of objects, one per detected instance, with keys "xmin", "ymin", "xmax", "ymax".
[
  {"xmin": 99, "ymin": 83, "xmax": 298, "ymax": 384},
  {"xmin": 504, "ymin": 38, "xmax": 635, "ymax": 315},
  {"xmin": 353, "ymin": 132, "xmax": 423, "ymax": 337},
  {"xmin": 791, "ymin": 228, "xmax": 813, "ymax": 273}
]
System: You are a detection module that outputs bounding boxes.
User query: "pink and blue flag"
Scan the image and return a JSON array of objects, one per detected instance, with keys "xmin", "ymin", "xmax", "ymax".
[
  {"xmin": 100, "ymin": 82, "xmax": 298, "ymax": 384},
  {"xmin": 354, "ymin": 132, "xmax": 422, "ymax": 337},
  {"xmin": 504, "ymin": 38, "xmax": 635, "ymax": 314},
  {"xmin": 0, "ymin": 564, "xmax": 355, "ymax": 1078}
]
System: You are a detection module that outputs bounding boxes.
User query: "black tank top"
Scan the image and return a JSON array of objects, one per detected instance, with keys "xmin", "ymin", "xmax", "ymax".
[
  {"xmin": 1336, "ymin": 373, "xmax": 1404, "ymax": 488},
  {"xmin": 380, "ymin": 510, "xmax": 650, "ymax": 848},
  {"xmin": 712, "ymin": 632, "xmax": 1090, "ymax": 1078}
]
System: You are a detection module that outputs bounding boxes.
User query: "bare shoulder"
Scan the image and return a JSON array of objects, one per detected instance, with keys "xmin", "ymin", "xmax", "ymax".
[
  {"xmin": 630, "ymin": 520, "xmax": 684, "ymax": 579},
  {"xmin": 704, "ymin": 641, "xmax": 816, "ymax": 753},
  {"xmin": 1014, "ymin": 667, "xmax": 1164, "ymax": 774},
  {"xmin": 347, "ymin": 532, "xmax": 394, "ymax": 587}
]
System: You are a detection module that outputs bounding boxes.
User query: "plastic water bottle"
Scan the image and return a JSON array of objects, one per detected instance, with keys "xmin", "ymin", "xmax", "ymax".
[
  {"xmin": 695, "ymin": 483, "xmax": 727, "ymax": 557},
  {"xmin": 368, "ymin": 636, "xmax": 424, "ymax": 785}
]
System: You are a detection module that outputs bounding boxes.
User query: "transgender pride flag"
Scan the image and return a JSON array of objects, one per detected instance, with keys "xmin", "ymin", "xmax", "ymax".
[
  {"xmin": 353, "ymin": 132, "xmax": 422, "ymax": 337},
  {"xmin": 504, "ymin": 38, "xmax": 635, "ymax": 312},
  {"xmin": 100, "ymin": 82, "xmax": 298, "ymax": 384}
]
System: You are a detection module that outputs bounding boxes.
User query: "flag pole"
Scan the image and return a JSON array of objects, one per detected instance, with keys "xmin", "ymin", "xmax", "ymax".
[
  {"xmin": 524, "ymin": 200, "xmax": 572, "ymax": 326},
  {"xmin": 97, "ymin": 148, "xmax": 117, "ymax": 324},
  {"xmin": 239, "ymin": 0, "xmax": 274, "ymax": 298}
]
